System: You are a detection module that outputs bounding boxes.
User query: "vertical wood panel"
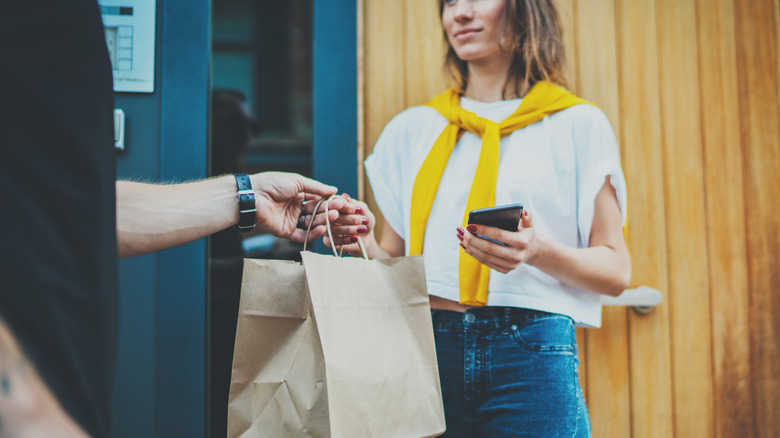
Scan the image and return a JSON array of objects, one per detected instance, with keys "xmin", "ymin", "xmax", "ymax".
[
  {"xmin": 617, "ymin": 0, "xmax": 675, "ymax": 436},
  {"xmin": 573, "ymin": 1, "xmax": 629, "ymax": 437},
  {"xmin": 363, "ymin": 0, "xmax": 407, "ymax": 237},
  {"xmin": 556, "ymin": 2, "xmax": 587, "ymax": 403},
  {"xmin": 557, "ymin": 0, "xmax": 578, "ymax": 93},
  {"xmin": 696, "ymin": 0, "xmax": 755, "ymax": 436},
  {"xmin": 583, "ymin": 312, "xmax": 629, "ymax": 438},
  {"xmin": 734, "ymin": 1, "xmax": 780, "ymax": 436},
  {"xmin": 656, "ymin": 0, "xmax": 715, "ymax": 436},
  {"xmin": 404, "ymin": 0, "xmax": 445, "ymax": 107},
  {"xmin": 363, "ymin": 2, "xmax": 406, "ymax": 153},
  {"xmin": 573, "ymin": 0, "xmax": 621, "ymax": 145},
  {"xmin": 776, "ymin": 0, "xmax": 780, "ymax": 134}
]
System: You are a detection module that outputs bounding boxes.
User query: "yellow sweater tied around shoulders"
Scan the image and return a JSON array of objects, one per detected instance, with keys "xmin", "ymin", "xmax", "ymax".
[{"xmin": 409, "ymin": 81, "xmax": 594, "ymax": 306}]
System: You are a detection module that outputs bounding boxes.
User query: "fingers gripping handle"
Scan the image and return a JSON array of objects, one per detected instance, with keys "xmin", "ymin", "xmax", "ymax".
[
  {"xmin": 302, "ymin": 195, "xmax": 368, "ymax": 260},
  {"xmin": 302, "ymin": 197, "xmax": 325, "ymax": 251},
  {"xmin": 324, "ymin": 195, "xmax": 368, "ymax": 260}
]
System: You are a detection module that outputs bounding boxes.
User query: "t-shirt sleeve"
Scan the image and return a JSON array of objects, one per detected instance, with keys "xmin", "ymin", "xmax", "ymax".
[
  {"xmin": 574, "ymin": 106, "xmax": 627, "ymax": 248},
  {"xmin": 364, "ymin": 113, "xmax": 408, "ymax": 240}
]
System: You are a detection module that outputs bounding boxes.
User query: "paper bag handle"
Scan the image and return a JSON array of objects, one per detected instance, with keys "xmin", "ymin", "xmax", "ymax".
[{"xmin": 302, "ymin": 195, "xmax": 368, "ymax": 260}]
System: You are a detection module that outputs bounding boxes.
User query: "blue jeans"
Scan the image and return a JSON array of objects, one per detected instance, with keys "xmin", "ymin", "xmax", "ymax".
[{"xmin": 431, "ymin": 307, "xmax": 590, "ymax": 437}]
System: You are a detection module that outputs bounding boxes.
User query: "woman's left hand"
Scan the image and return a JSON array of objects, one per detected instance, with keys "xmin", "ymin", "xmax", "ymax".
[
  {"xmin": 457, "ymin": 209, "xmax": 538, "ymax": 273},
  {"xmin": 320, "ymin": 193, "xmax": 375, "ymax": 257}
]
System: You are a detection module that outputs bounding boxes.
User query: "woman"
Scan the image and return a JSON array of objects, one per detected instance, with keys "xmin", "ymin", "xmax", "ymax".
[{"xmin": 328, "ymin": 0, "xmax": 630, "ymax": 435}]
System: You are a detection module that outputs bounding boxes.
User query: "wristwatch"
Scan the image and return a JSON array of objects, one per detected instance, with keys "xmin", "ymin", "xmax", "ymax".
[{"xmin": 234, "ymin": 173, "xmax": 256, "ymax": 232}]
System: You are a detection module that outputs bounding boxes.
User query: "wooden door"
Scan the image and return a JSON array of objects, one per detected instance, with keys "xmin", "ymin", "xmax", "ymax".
[{"xmin": 358, "ymin": 1, "xmax": 780, "ymax": 436}]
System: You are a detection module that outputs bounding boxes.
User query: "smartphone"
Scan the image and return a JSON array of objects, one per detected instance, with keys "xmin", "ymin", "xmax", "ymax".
[{"xmin": 467, "ymin": 203, "xmax": 524, "ymax": 246}]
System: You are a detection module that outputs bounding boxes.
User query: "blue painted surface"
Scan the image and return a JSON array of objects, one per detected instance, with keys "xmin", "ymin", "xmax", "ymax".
[
  {"xmin": 313, "ymin": 0, "xmax": 358, "ymax": 254},
  {"xmin": 111, "ymin": 3, "xmax": 165, "ymax": 437},
  {"xmin": 112, "ymin": 255, "xmax": 158, "ymax": 438},
  {"xmin": 157, "ymin": 0, "xmax": 211, "ymax": 436},
  {"xmin": 112, "ymin": 0, "xmax": 210, "ymax": 436},
  {"xmin": 313, "ymin": 0, "xmax": 358, "ymax": 196}
]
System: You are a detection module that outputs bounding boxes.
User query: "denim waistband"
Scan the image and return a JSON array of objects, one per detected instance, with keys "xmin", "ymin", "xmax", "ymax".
[{"xmin": 430, "ymin": 306, "xmax": 568, "ymax": 334}]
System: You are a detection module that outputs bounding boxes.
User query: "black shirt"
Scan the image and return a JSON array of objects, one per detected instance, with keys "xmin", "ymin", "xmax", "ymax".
[{"xmin": 0, "ymin": 1, "xmax": 118, "ymax": 436}]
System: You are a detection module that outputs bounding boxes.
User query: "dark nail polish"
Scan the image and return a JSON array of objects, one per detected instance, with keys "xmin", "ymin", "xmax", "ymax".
[
  {"xmin": 457, "ymin": 233, "xmax": 463, "ymax": 241},
  {"xmin": 467, "ymin": 225, "xmax": 477, "ymax": 233},
  {"xmin": 350, "ymin": 236, "xmax": 359, "ymax": 243},
  {"xmin": 355, "ymin": 207, "xmax": 364, "ymax": 214},
  {"xmin": 362, "ymin": 217, "xmax": 369, "ymax": 225},
  {"xmin": 460, "ymin": 243, "xmax": 467, "ymax": 251},
  {"xmin": 456, "ymin": 227, "xmax": 465, "ymax": 236},
  {"xmin": 357, "ymin": 226, "xmax": 367, "ymax": 234}
]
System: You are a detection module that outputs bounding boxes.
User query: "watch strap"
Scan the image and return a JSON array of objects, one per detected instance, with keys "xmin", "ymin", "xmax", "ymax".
[{"xmin": 234, "ymin": 173, "xmax": 256, "ymax": 232}]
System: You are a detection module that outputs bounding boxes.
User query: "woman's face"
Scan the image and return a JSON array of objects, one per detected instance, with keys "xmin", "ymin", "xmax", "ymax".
[{"xmin": 441, "ymin": 0, "xmax": 510, "ymax": 64}]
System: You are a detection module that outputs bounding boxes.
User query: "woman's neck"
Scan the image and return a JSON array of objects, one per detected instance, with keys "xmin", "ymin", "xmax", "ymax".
[{"xmin": 463, "ymin": 55, "xmax": 517, "ymax": 102}]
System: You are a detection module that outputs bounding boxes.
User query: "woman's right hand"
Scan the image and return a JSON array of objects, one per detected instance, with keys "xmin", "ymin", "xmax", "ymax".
[
  {"xmin": 458, "ymin": 208, "xmax": 538, "ymax": 273},
  {"xmin": 323, "ymin": 193, "xmax": 377, "ymax": 257}
]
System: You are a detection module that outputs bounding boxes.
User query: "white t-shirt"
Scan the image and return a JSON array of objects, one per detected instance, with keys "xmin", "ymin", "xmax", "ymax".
[{"xmin": 364, "ymin": 96, "xmax": 627, "ymax": 327}]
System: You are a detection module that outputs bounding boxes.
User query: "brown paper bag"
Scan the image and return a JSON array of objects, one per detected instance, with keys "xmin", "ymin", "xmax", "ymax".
[
  {"xmin": 228, "ymin": 244, "xmax": 445, "ymax": 437},
  {"xmin": 227, "ymin": 258, "xmax": 330, "ymax": 437},
  {"xmin": 300, "ymin": 251, "xmax": 445, "ymax": 437}
]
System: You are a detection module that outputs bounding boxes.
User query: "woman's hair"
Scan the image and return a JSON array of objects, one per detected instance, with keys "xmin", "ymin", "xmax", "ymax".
[{"xmin": 440, "ymin": 0, "xmax": 567, "ymax": 98}]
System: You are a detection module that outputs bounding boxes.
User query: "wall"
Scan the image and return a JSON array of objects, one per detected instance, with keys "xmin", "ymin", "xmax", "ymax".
[
  {"xmin": 113, "ymin": 0, "xmax": 211, "ymax": 436},
  {"xmin": 359, "ymin": 0, "xmax": 780, "ymax": 436}
]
